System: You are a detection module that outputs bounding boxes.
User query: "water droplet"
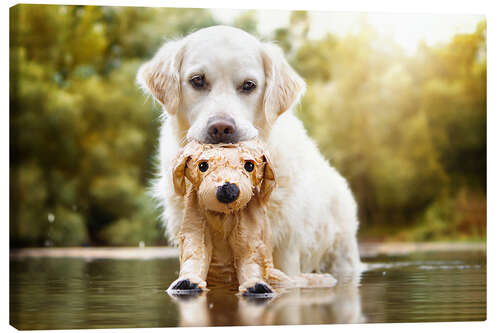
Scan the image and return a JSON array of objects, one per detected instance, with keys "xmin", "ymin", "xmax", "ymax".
[
  {"xmin": 48, "ymin": 213, "xmax": 55, "ymax": 223},
  {"xmin": 209, "ymin": 303, "xmax": 214, "ymax": 309}
]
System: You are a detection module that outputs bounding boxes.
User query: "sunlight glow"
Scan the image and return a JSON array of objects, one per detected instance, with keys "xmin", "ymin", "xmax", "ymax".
[{"xmin": 211, "ymin": 9, "xmax": 484, "ymax": 54}]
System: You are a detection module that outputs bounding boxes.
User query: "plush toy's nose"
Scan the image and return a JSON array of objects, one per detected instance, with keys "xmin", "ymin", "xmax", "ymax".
[{"xmin": 216, "ymin": 182, "xmax": 240, "ymax": 204}]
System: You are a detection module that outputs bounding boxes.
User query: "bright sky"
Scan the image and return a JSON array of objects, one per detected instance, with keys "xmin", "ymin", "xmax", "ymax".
[{"xmin": 211, "ymin": 9, "xmax": 484, "ymax": 54}]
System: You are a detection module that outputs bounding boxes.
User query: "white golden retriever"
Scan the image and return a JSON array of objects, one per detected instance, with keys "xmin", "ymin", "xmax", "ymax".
[{"xmin": 137, "ymin": 26, "xmax": 361, "ymax": 291}]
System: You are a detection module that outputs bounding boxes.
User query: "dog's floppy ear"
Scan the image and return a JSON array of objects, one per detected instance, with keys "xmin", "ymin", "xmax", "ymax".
[
  {"xmin": 137, "ymin": 39, "xmax": 185, "ymax": 115},
  {"xmin": 172, "ymin": 151, "xmax": 191, "ymax": 196},
  {"xmin": 261, "ymin": 42, "xmax": 306, "ymax": 125},
  {"xmin": 260, "ymin": 153, "xmax": 276, "ymax": 201}
]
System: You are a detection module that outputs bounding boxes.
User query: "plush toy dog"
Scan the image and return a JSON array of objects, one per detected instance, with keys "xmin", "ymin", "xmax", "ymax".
[{"xmin": 167, "ymin": 139, "xmax": 336, "ymax": 296}]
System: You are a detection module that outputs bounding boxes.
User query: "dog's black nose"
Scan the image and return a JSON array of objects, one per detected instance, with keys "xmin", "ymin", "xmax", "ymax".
[
  {"xmin": 207, "ymin": 117, "xmax": 236, "ymax": 143},
  {"xmin": 216, "ymin": 182, "xmax": 240, "ymax": 204}
]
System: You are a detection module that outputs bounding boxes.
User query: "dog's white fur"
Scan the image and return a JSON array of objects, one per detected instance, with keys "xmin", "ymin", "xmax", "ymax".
[{"xmin": 137, "ymin": 25, "xmax": 361, "ymax": 278}]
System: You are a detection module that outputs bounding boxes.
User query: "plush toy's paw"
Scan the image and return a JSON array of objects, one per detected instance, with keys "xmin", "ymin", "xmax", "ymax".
[
  {"xmin": 172, "ymin": 279, "xmax": 201, "ymax": 290},
  {"xmin": 167, "ymin": 277, "xmax": 206, "ymax": 295},
  {"xmin": 241, "ymin": 282, "xmax": 274, "ymax": 298}
]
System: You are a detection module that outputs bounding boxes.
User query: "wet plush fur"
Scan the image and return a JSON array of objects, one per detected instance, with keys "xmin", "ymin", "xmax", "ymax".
[{"xmin": 168, "ymin": 140, "xmax": 336, "ymax": 294}]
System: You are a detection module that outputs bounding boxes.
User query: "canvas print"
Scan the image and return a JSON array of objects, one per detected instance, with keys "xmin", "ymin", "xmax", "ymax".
[{"xmin": 9, "ymin": 4, "xmax": 486, "ymax": 329}]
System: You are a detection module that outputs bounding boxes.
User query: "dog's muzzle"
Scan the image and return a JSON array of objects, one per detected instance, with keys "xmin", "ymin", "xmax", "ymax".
[{"xmin": 216, "ymin": 182, "xmax": 240, "ymax": 203}]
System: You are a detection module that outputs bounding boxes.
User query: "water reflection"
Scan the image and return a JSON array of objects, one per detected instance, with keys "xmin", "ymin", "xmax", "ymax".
[
  {"xmin": 171, "ymin": 275, "xmax": 364, "ymax": 326},
  {"xmin": 10, "ymin": 250, "xmax": 485, "ymax": 329}
]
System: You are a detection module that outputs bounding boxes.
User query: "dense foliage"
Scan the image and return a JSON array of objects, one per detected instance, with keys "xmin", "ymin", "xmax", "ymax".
[{"xmin": 10, "ymin": 5, "xmax": 486, "ymax": 246}]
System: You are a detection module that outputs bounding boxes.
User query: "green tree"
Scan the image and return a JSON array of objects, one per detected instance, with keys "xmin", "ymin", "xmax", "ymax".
[
  {"xmin": 287, "ymin": 18, "xmax": 485, "ymax": 239},
  {"xmin": 10, "ymin": 5, "xmax": 219, "ymax": 246},
  {"xmin": 10, "ymin": 5, "xmax": 486, "ymax": 245}
]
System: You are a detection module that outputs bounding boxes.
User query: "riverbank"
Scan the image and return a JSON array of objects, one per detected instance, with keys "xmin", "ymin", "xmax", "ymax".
[{"xmin": 10, "ymin": 242, "xmax": 486, "ymax": 260}]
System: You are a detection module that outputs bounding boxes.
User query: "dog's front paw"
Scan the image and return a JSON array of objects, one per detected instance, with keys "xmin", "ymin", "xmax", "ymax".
[
  {"xmin": 167, "ymin": 277, "xmax": 206, "ymax": 295},
  {"xmin": 240, "ymin": 281, "xmax": 274, "ymax": 298}
]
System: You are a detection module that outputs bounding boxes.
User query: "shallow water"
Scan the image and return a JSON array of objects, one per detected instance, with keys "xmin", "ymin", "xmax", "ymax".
[{"xmin": 10, "ymin": 250, "xmax": 486, "ymax": 329}]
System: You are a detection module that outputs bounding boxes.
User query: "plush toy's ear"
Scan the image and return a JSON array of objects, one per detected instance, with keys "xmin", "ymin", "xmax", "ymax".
[
  {"xmin": 260, "ymin": 153, "xmax": 276, "ymax": 201},
  {"xmin": 261, "ymin": 42, "xmax": 306, "ymax": 125},
  {"xmin": 137, "ymin": 39, "xmax": 185, "ymax": 115},
  {"xmin": 172, "ymin": 152, "xmax": 191, "ymax": 196}
]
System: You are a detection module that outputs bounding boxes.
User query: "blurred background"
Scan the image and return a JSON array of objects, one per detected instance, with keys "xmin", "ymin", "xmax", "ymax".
[{"xmin": 9, "ymin": 5, "xmax": 486, "ymax": 247}]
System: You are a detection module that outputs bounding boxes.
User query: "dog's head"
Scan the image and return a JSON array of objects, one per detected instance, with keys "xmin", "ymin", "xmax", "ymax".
[
  {"xmin": 137, "ymin": 25, "xmax": 305, "ymax": 144},
  {"xmin": 172, "ymin": 139, "xmax": 275, "ymax": 213}
]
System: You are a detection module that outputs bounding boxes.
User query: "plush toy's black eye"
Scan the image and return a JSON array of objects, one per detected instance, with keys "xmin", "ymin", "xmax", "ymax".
[
  {"xmin": 244, "ymin": 161, "xmax": 255, "ymax": 172},
  {"xmin": 198, "ymin": 161, "xmax": 209, "ymax": 172},
  {"xmin": 190, "ymin": 74, "xmax": 206, "ymax": 89}
]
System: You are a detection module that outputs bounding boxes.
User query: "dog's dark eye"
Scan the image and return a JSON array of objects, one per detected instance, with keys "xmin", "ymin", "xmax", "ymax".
[
  {"xmin": 190, "ymin": 74, "xmax": 206, "ymax": 89},
  {"xmin": 244, "ymin": 161, "xmax": 255, "ymax": 172},
  {"xmin": 240, "ymin": 80, "xmax": 256, "ymax": 93},
  {"xmin": 199, "ymin": 161, "xmax": 209, "ymax": 172}
]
